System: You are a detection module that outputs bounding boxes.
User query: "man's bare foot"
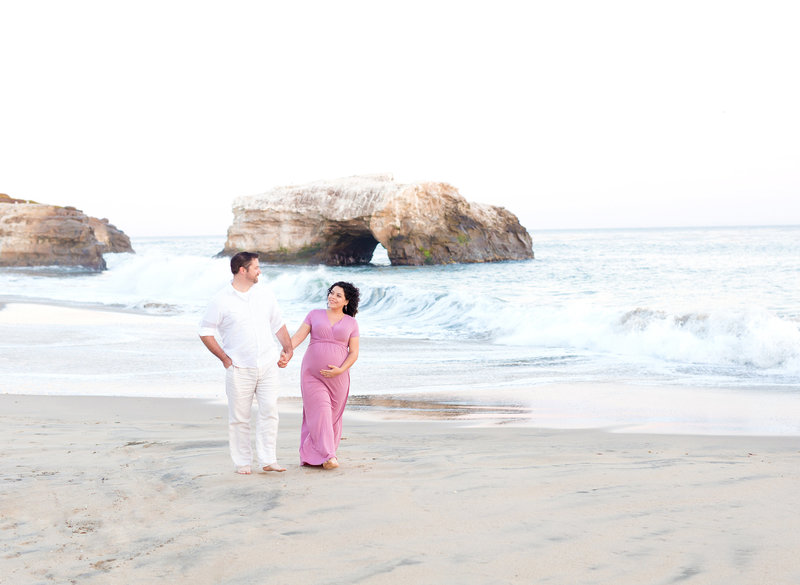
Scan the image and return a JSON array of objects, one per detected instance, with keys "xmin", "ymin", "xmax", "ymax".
[
  {"xmin": 262, "ymin": 463, "xmax": 286, "ymax": 472},
  {"xmin": 322, "ymin": 457, "xmax": 339, "ymax": 470},
  {"xmin": 235, "ymin": 465, "xmax": 252, "ymax": 475}
]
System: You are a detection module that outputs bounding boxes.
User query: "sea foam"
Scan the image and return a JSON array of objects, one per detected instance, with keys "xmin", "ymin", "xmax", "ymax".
[{"xmin": 3, "ymin": 227, "xmax": 799, "ymax": 388}]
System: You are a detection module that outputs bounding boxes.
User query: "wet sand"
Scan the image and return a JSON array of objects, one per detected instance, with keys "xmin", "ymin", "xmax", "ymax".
[{"xmin": 3, "ymin": 394, "xmax": 800, "ymax": 585}]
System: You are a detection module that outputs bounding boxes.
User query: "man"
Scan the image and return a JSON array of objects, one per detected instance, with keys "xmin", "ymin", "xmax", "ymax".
[{"xmin": 199, "ymin": 251, "xmax": 293, "ymax": 474}]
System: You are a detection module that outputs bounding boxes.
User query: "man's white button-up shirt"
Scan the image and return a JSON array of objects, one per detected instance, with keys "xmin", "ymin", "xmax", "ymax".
[{"xmin": 199, "ymin": 282, "xmax": 285, "ymax": 368}]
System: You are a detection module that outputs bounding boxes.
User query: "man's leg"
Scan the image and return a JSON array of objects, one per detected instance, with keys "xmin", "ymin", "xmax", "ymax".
[
  {"xmin": 226, "ymin": 366, "xmax": 257, "ymax": 470},
  {"xmin": 254, "ymin": 364, "xmax": 283, "ymax": 470}
]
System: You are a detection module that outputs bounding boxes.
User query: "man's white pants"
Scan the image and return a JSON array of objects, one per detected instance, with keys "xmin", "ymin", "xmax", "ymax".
[{"xmin": 225, "ymin": 364, "xmax": 280, "ymax": 468}]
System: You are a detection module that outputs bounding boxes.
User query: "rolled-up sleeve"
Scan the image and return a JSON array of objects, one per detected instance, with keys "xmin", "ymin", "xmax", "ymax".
[{"xmin": 199, "ymin": 297, "xmax": 220, "ymax": 337}]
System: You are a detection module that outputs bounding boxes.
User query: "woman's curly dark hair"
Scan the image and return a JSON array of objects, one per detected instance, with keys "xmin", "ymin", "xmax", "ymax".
[{"xmin": 328, "ymin": 281, "xmax": 360, "ymax": 317}]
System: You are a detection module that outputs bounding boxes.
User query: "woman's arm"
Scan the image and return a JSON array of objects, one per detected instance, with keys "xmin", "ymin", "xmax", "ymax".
[
  {"xmin": 321, "ymin": 336, "xmax": 359, "ymax": 378},
  {"xmin": 290, "ymin": 323, "xmax": 312, "ymax": 349},
  {"xmin": 278, "ymin": 323, "xmax": 312, "ymax": 367}
]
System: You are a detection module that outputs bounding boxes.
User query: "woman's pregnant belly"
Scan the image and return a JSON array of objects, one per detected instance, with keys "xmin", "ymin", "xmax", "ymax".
[{"xmin": 301, "ymin": 341, "xmax": 348, "ymax": 378}]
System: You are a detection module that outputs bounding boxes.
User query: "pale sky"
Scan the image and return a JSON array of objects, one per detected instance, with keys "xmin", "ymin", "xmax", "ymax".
[{"xmin": 2, "ymin": 1, "xmax": 798, "ymax": 236}]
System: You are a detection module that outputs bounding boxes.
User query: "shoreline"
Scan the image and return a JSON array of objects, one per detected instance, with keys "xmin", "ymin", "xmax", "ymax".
[
  {"xmin": 5, "ymin": 384, "xmax": 799, "ymax": 436},
  {"xmin": 3, "ymin": 393, "xmax": 800, "ymax": 584},
  {"xmin": 2, "ymin": 299, "xmax": 799, "ymax": 436}
]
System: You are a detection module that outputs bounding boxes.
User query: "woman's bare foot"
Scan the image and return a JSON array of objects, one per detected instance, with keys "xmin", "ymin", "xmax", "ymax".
[
  {"xmin": 262, "ymin": 463, "xmax": 286, "ymax": 472},
  {"xmin": 322, "ymin": 457, "xmax": 339, "ymax": 470},
  {"xmin": 235, "ymin": 465, "xmax": 252, "ymax": 475}
]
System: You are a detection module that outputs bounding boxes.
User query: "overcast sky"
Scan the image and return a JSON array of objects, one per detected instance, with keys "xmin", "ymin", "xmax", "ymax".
[{"xmin": 2, "ymin": 1, "xmax": 798, "ymax": 236}]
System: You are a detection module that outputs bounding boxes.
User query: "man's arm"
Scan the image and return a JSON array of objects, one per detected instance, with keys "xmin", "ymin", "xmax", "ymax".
[
  {"xmin": 199, "ymin": 335, "xmax": 233, "ymax": 369},
  {"xmin": 275, "ymin": 325, "xmax": 293, "ymax": 367}
]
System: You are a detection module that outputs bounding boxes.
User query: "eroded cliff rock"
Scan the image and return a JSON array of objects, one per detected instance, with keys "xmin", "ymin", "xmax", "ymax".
[
  {"xmin": 0, "ymin": 194, "xmax": 133, "ymax": 269},
  {"xmin": 222, "ymin": 175, "xmax": 533, "ymax": 266},
  {"xmin": 88, "ymin": 217, "xmax": 133, "ymax": 253}
]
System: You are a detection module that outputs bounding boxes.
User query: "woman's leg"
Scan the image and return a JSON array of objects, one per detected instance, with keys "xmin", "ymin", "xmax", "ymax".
[{"xmin": 299, "ymin": 379, "xmax": 335, "ymax": 465}]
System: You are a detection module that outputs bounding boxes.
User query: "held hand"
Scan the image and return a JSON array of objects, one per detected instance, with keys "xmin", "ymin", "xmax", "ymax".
[
  {"xmin": 277, "ymin": 350, "xmax": 292, "ymax": 368},
  {"xmin": 320, "ymin": 364, "xmax": 343, "ymax": 378}
]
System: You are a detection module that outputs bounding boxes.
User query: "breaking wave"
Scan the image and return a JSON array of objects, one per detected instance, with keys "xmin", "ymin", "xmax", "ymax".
[{"xmin": 3, "ymin": 230, "xmax": 799, "ymax": 385}]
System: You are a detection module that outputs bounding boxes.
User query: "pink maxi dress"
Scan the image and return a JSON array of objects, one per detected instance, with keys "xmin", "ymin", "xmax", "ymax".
[{"xmin": 299, "ymin": 309, "xmax": 360, "ymax": 465}]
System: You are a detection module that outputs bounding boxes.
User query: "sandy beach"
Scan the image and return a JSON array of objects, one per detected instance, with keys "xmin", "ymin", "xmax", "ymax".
[{"xmin": 3, "ymin": 394, "xmax": 800, "ymax": 585}]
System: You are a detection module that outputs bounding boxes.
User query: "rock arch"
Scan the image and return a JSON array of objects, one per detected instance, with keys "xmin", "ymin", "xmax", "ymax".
[
  {"xmin": 321, "ymin": 225, "xmax": 381, "ymax": 266},
  {"xmin": 221, "ymin": 175, "xmax": 533, "ymax": 266}
]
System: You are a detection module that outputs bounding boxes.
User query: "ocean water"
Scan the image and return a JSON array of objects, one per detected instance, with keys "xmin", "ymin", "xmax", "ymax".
[{"xmin": 2, "ymin": 226, "xmax": 800, "ymax": 432}]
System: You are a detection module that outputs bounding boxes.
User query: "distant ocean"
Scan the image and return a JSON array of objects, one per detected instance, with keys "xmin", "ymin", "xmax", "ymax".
[{"xmin": 2, "ymin": 226, "xmax": 800, "ymax": 433}]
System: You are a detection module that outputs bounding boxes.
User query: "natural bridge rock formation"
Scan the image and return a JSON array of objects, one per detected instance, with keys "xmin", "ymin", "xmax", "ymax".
[
  {"xmin": 0, "ymin": 194, "xmax": 133, "ymax": 270},
  {"xmin": 222, "ymin": 176, "xmax": 533, "ymax": 266}
]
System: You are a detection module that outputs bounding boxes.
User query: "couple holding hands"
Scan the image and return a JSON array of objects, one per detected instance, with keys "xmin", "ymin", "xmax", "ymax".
[{"xmin": 199, "ymin": 252, "xmax": 360, "ymax": 474}]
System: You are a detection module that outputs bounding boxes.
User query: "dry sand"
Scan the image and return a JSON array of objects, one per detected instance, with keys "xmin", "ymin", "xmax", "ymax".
[{"xmin": 2, "ymin": 394, "xmax": 800, "ymax": 585}]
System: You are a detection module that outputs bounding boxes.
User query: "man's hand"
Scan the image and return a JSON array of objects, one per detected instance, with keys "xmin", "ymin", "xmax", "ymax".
[
  {"xmin": 275, "ymin": 325, "xmax": 294, "ymax": 368},
  {"xmin": 200, "ymin": 335, "xmax": 233, "ymax": 370},
  {"xmin": 277, "ymin": 349, "xmax": 292, "ymax": 368}
]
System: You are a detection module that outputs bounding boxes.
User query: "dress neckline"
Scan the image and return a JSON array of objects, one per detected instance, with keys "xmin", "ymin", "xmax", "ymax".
[{"xmin": 325, "ymin": 309, "xmax": 346, "ymax": 327}]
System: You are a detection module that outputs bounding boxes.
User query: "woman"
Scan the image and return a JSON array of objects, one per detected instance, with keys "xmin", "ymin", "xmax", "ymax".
[{"xmin": 288, "ymin": 281, "xmax": 360, "ymax": 469}]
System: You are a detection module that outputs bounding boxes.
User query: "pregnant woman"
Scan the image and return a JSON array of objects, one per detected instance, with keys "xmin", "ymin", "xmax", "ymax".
[{"xmin": 285, "ymin": 281, "xmax": 360, "ymax": 469}]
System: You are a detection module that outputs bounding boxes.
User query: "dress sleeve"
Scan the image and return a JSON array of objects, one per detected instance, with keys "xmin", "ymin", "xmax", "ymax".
[
  {"xmin": 303, "ymin": 310, "xmax": 314, "ymax": 327},
  {"xmin": 349, "ymin": 317, "xmax": 359, "ymax": 338}
]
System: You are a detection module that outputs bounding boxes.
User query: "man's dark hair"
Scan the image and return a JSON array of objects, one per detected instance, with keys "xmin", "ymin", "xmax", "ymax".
[{"xmin": 230, "ymin": 252, "xmax": 259, "ymax": 275}]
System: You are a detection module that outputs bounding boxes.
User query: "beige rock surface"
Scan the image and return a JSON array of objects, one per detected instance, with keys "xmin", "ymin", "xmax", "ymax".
[
  {"xmin": 88, "ymin": 217, "xmax": 133, "ymax": 253},
  {"xmin": 0, "ymin": 195, "xmax": 132, "ymax": 269},
  {"xmin": 222, "ymin": 175, "xmax": 533, "ymax": 265}
]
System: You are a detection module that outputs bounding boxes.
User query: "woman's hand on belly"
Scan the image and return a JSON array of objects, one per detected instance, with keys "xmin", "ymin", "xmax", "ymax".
[{"xmin": 320, "ymin": 364, "xmax": 344, "ymax": 378}]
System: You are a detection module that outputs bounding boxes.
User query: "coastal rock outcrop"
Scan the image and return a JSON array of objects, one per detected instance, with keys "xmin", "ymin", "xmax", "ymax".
[
  {"xmin": 88, "ymin": 217, "xmax": 133, "ymax": 253},
  {"xmin": 222, "ymin": 176, "xmax": 534, "ymax": 266},
  {"xmin": 0, "ymin": 194, "xmax": 133, "ymax": 269}
]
